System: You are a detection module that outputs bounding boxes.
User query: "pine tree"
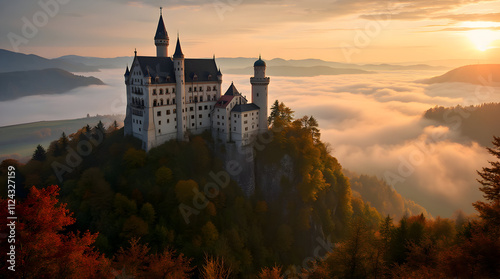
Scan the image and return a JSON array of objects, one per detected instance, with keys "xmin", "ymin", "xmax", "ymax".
[
  {"xmin": 474, "ymin": 136, "xmax": 500, "ymax": 229},
  {"xmin": 32, "ymin": 144, "xmax": 47, "ymax": 161}
]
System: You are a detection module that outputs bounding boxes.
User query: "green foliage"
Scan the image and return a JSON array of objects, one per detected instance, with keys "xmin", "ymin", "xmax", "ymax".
[
  {"xmin": 32, "ymin": 144, "xmax": 47, "ymax": 161},
  {"xmin": 123, "ymin": 147, "xmax": 146, "ymax": 169}
]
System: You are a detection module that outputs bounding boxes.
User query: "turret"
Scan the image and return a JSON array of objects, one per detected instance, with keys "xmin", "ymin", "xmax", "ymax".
[
  {"xmin": 250, "ymin": 55, "xmax": 270, "ymax": 132},
  {"xmin": 173, "ymin": 35, "xmax": 186, "ymax": 141},
  {"xmin": 154, "ymin": 8, "xmax": 169, "ymax": 57}
]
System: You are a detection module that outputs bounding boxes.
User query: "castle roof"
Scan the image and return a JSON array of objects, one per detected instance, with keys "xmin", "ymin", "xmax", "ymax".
[
  {"xmin": 232, "ymin": 103, "xmax": 260, "ymax": 113},
  {"xmin": 133, "ymin": 56, "xmax": 218, "ymax": 84},
  {"xmin": 154, "ymin": 14, "xmax": 168, "ymax": 40},
  {"xmin": 173, "ymin": 37, "xmax": 184, "ymax": 58},
  {"xmin": 224, "ymin": 82, "xmax": 239, "ymax": 96},
  {"xmin": 215, "ymin": 95, "xmax": 234, "ymax": 108},
  {"xmin": 254, "ymin": 55, "xmax": 266, "ymax": 67}
]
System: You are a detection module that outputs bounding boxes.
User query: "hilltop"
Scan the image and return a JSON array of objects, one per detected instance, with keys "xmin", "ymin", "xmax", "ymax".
[
  {"xmin": 418, "ymin": 64, "xmax": 500, "ymax": 86},
  {"xmin": 0, "ymin": 68, "xmax": 104, "ymax": 101}
]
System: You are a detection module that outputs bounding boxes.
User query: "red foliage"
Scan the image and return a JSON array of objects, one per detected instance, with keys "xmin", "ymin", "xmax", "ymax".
[{"xmin": 0, "ymin": 185, "xmax": 110, "ymax": 278}]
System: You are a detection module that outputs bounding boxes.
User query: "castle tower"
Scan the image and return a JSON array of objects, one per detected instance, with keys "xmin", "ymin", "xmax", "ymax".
[
  {"xmin": 250, "ymin": 55, "xmax": 270, "ymax": 132},
  {"xmin": 173, "ymin": 35, "xmax": 187, "ymax": 141},
  {"xmin": 123, "ymin": 65, "xmax": 132, "ymax": 136},
  {"xmin": 154, "ymin": 8, "xmax": 169, "ymax": 57}
]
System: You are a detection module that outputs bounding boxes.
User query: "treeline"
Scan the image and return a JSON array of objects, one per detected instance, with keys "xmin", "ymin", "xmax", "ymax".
[{"xmin": 424, "ymin": 102, "xmax": 500, "ymax": 146}]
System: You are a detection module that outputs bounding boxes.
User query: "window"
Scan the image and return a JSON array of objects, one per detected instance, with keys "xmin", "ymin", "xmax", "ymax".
[
  {"xmin": 234, "ymin": 114, "xmax": 236, "ymax": 117},
  {"xmin": 191, "ymin": 115, "xmax": 194, "ymax": 119},
  {"xmin": 213, "ymin": 86, "xmax": 216, "ymax": 91},
  {"xmin": 205, "ymin": 105, "xmax": 208, "ymax": 110},
  {"xmin": 207, "ymin": 86, "xmax": 211, "ymax": 92},
  {"xmin": 153, "ymin": 89, "xmax": 157, "ymax": 95},
  {"xmin": 199, "ymin": 122, "xmax": 202, "ymax": 126},
  {"xmin": 200, "ymin": 96, "xmax": 203, "ymax": 102},
  {"xmin": 166, "ymin": 88, "xmax": 169, "ymax": 93},
  {"xmin": 217, "ymin": 115, "xmax": 220, "ymax": 119},
  {"xmin": 245, "ymin": 127, "xmax": 248, "ymax": 131},
  {"xmin": 192, "ymin": 123, "xmax": 195, "ymax": 127},
  {"xmin": 194, "ymin": 87, "xmax": 197, "ymax": 92},
  {"xmin": 173, "ymin": 88, "xmax": 175, "ymax": 93},
  {"xmin": 173, "ymin": 98, "xmax": 176, "ymax": 104},
  {"xmin": 190, "ymin": 107, "xmax": 194, "ymax": 112},
  {"xmin": 222, "ymin": 116, "xmax": 224, "ymax": 119},
  {"xmin": 158, "ymin": 129, "xmax": 161, "ymax": 133},
  {"xmin": 244, "ymin": 114, "xmax": 248, "ymax": 117},
  {"xmin": 167, "ymin": 119, "xmax": 170, "ymax": 123},
  {"xmin": 167, "ymin": 99, "xmax": 170, "ymax": 105},
  {"xmin": 199, "ymin": 86, "xmax": 202, "ymax": 91},
  {"xmin": 153, "ymin": 100, "xmax": 157, "ymax": 106},
  {"xmin": 167, "ymin": 110, "xmax": 171, "ymax": 115},
  {"xmin": 199, "ymin": 106, "xmax": 202, "ymax": 110},
  {"xmin": 189, "ymin": 87, "xmax": 192, "ymax": 92},
  {"xmin": 173, "ymin": 109, "xmax": 176, "ymax": 113},
  {"xmin": 199, "ymin": 114, "xmax": 202, "ymax": 118},
  {"xmin": 257, "ymin": 93, "xmax": 259, "ymax": 97},
  {"xmin": 157, "ymin": 111, "xmax": 161, "ymax": 116},
  {"xmin": 233, "ymin": 127, "xmax": 236, "ymax": 131},
  {"xmin": 160, "ymin": 99, "xmax": 164, "ymax": 106},
  {"xmin": 158, "ymin": 121, "xmax": 161, "ymax": 125}
]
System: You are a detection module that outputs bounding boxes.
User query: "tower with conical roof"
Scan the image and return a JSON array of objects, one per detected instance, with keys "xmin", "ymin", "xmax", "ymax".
[
  {"xmin": 251, "ymin": 55, "xmax": 270, "ymax": 132},
  {"xmin": 173, "ymin": 35, "xmax": 186, "ymax": 141},
  {"xmin": 154, "ymin": 7, "xmax": 169, "ymax": 57}
]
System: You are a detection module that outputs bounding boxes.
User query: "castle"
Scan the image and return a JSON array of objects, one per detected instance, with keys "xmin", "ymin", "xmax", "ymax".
[{"xmin": 124, "ymin": 9, "xmax": 270, "ymax": 151}]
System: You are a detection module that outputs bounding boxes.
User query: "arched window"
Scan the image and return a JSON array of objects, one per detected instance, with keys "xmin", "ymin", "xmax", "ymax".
[
  {"xmin": 166, "ymin": 99, "xmax": 170, "ymax": 105},
  {"xmin": 160, "ymin": 99, "xmax": 164, "ymax": 106},
  {"xmin": 213, "ymin": 86, "xmax": 216, "ymax": 91},
  {"xmin": 200, "ymin": 96, "xmax": 204, "ymax": 102},
  {"xmin": 141, "ymin": 99, "xmax": 144, "ymax": 106},
  {"xmin": 160, "ymin": 89, "xmax": 163, "ymax": 95},
  {"xmin": 173, "ymin": 98, "xmax": 176, "ymax": 104},
  {"xmin": 194, "ymin": 96, "xmax": 198, "ymax": 102},
  {"xmin": 153, "ymin": 99, "xmax": 157, "ymax": 106}
]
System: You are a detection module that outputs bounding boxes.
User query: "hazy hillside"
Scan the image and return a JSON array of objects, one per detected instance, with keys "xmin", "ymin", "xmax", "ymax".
[
  {"xmin": 0, "ymin": 68, "xmax": 104, "ymax": 101},
  {"xmin": 0, "ymin": 49, "xmax": 98, "ymax": 73},
  {"xmin": 419, "ymin": 64, "xmax": 500, "ymax": 85},
  {"xmin": 424, "ymin": 103, "xmax": 500, "ymax": 147},
  {"xmin": 0, "ymin": 115, "xmax": 124, "ymax": 162},
  {"xmin": 346, "ymin": 171, "xmax": 430, "ymax": 221},
  {"xmin": 225, "ymin": 65, "xmax": 373, "ymax": 77}
]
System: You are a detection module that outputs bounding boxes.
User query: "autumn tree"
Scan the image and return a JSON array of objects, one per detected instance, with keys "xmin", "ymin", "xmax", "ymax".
[
  {"xmin": 200, "ymin": 255, "xmax": 232, "ymax": 279},
  {"xmin": 474, "ymin": 136, "xmax": 500, "ymax": 228},
  {"xmin": 0, "ymin": 185, "xmax": 109, "ymax": 278},
  {"xmin": 268, "ymin": 100, "xmax": 294, "ymax": 128}
]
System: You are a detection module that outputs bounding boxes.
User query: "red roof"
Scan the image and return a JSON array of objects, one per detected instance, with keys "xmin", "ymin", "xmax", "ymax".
[{"xmin": 215, "ymin": 95, "xmax": 234, "ymax": 108}]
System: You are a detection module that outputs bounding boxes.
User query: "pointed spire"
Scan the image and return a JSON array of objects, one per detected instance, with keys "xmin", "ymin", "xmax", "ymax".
[
  {"xmin": 217, "ymin": 67, "xmax": 222, "ymax": 75},
  {"xmin": 173, "ymin": 34, "xmax": 184, "ymax": 58},
  {"xmin": 125, "ymin": 64, "xmax": 130, "ymax": 76},
  {"xmin": 154, "ymin": 8, "xmax": 168, "ymax": 40},
  {"xmin": 134, "ymin": 48, "xmax": 137, "ymax": 56}
]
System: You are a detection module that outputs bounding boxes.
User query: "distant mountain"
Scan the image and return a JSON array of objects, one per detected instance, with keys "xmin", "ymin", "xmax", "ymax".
[
  {"xmin": 418, "ymin": 64, "xmax": 500, "ymax": 85},
  {"xmin": 55, "ymin": 55, "xmax": 132, "ymax": 69},
  {"xmin": 0, "ymin": 49, "xmax": 98, "ymax": 73},
  {"xmin": 225, "ymin": 65, "xmax": 373, "ymax": 77},
  {"xmin": 0, "ymin": 68, "xmax": 104, "ymax": 101},
  {"xmin": 216, "ymin": 57, "xmax": 446, "ymax": 73}
]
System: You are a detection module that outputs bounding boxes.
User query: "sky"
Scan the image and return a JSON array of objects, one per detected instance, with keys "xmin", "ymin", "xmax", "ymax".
[{"xmin": 1, "ymin": 0, "xmax": 500, "ymax": 63}]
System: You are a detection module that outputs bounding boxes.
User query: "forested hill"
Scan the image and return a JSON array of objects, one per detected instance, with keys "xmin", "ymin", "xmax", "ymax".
[
  {"xmin": 424, "ymin": 103, "xmax": 500, "ymax": 147},
  {"xmin": 1, "ymin": 101, "xmax": 499, "ymax": 278},
  {"xmin": 0, "ymin": 103, "xmax": 381, "ymax": 277},
  {"xmin": 0, "ymin": 68, "xmax": 104, "ymax": 101},
  {"xmin": 418, "ymin": 64, "xmax": 500, "ymax": 85}
]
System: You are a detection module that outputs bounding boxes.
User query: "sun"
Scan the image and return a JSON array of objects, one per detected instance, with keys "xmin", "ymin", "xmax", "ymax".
[
  {"xmin": 466, "ymin": 29, "xmax": 498, "ymax": 51},
  {"xmin": 460, "ymin": 21, "xmax": 500, "ymax": 51}
]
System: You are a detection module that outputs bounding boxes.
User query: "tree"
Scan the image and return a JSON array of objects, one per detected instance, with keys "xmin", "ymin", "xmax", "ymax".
[
  {"xmin": 200, "ymin": 255, "xmax": 232, "ymax": 279},
  {"xmin": 268, "ymin": 100, "xmax": 294, "ymax": 127},
  {"xmin": 474, "ymin": 136, "xmax": 500, "ymax": 228},
  {"xmin": 123, "ymin": 148, "xmax": 147, "ymax": 169},
  {"xmin": 32, "ymin": 144, "xmax": 47, "ymax": 161},
  {"xmin": 0, "ymin": 185, "xmax": 109, "ymax": 278},
  {"xmin": 258, "ymin": 265, "xmax": 282, "ymax": 279},
  {"xmin": 156, "ymin": 166, "xmax": 173, "ymax": 186}
]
